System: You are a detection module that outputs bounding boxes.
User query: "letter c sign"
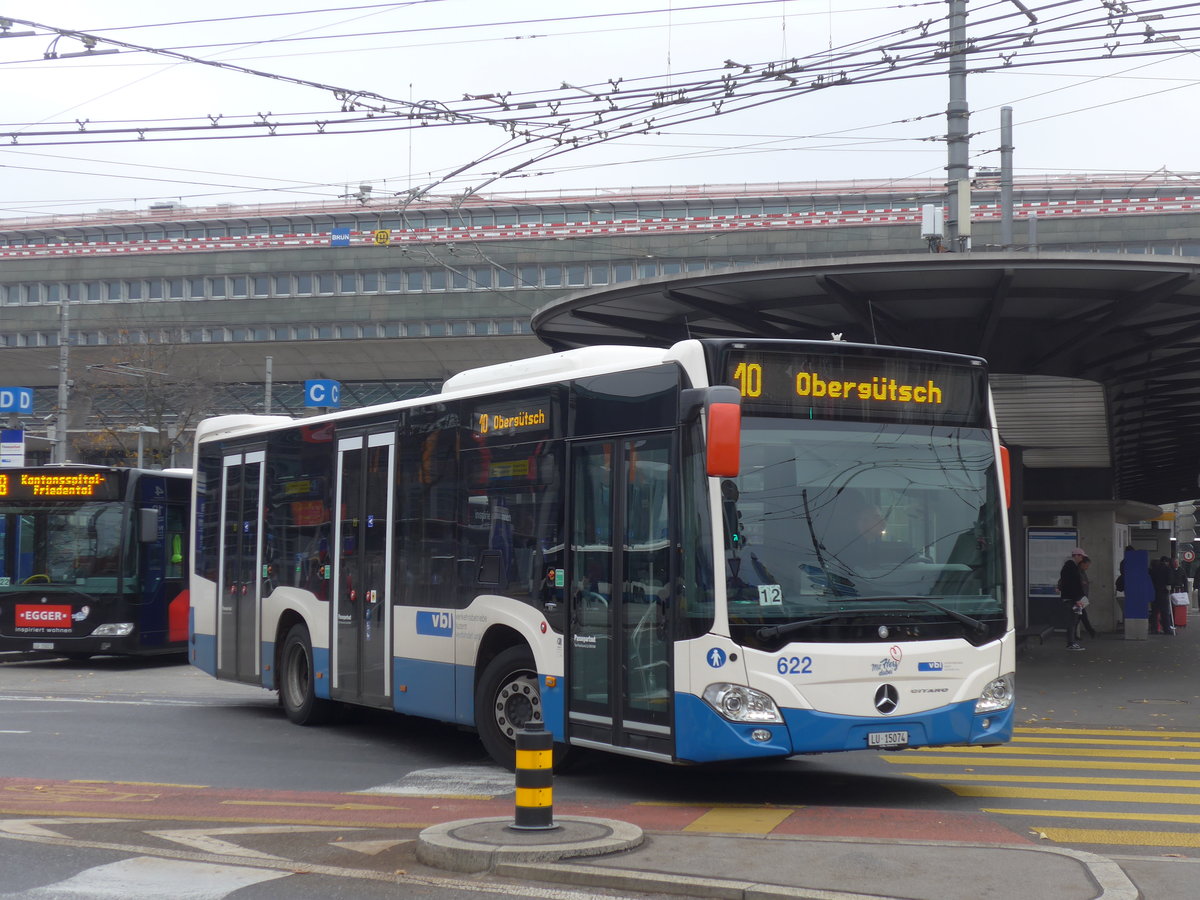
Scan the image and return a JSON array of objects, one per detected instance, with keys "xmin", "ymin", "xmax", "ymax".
[{"xmin": 304, "ymin": 379, "xmax": 341, "ymax": 409}]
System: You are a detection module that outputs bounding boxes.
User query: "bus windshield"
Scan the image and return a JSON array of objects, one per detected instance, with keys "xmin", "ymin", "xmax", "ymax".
[
  {"xmin": 723, "ymin": 418, "xmax": 1005, "ymax": 646},
  {"xmin": 0, "ymin": 502, "xmax": 132, "ymax": 589}
]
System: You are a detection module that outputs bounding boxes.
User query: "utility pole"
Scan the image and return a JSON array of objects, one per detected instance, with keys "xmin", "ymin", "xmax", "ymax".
[
  {"xmin": 1000, "ymin": 106, "xmax": 1014, "ymax": 249},
  {"xmin": 264, "ymin": 356, "xmax": 273, "ymax": 414},
  {"xmin": 53, "ymin": 300, "xmax": 70, "ymax": 463},
  {"xmin": 945, "ymin": 0, "xmax": 970, "ymax": 251}
]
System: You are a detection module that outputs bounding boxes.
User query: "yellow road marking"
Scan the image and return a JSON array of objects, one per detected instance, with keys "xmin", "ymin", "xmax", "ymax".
[
  {"xmin": 1005, "ymin": 736, "xmax": 1200, "ymax": 748},
  {"xmin": 985, "ymin": 808, "xmax": 1200, "ymax": 825},
  {"xmin": 222, "ymin": 800, "xmax": 420, "ymax": 811},
  {"xmin": 1034, "ymin": 828, "xmax": 1200, "ymax": 848},
  {"xmin": 906, "ymin": 772, "xmax": 1200, "ymax": 788},
  {"xmin": 1015, "ymin": 727, "xmax": 1200, "ymax": 739},
  {"xmin": 885, "ymin": 755, "xmax": 1200, "ymax": 772},
  {"xmin": 2, "ymin": 785, "xmax": 160, "ymax": 803},
  {"xmin": 905, "ymin": 746, "xmax": 1200, "ymax": 760},
  {"xmin": 70, "ymin": 780, "xmax": 208, "ymax": 789},
  {"xmin": 683, "ymin": 807, "xmax": 794, "ymax": 834},
  {"xmin": 636, "ymin": 801, "xmax": 803, "ymax": 809},
  {"xmin": 947, "ymin": 785, "xmax": 1200, "ymax": 805}
]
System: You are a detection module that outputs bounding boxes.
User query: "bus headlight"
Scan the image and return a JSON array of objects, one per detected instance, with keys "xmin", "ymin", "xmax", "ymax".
[
  {"xmin": 702, "ymin": 683, "xmax": 783, "ymax": 724},
  {"xmin": 975, "ymin": 673, "xmax": 1015, "ymax": 713},
  {"xmin": 91, "ymin": 623, "xmax": 135, "ymax": 637}
]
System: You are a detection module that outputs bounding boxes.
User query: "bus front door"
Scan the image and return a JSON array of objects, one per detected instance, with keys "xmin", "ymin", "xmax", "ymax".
[
  {"xmin": 217, "ymin": 451, "xmax": 264, "ymax": 683},
  {"xmin": 568, "ymin": 435, "xmax": 674, "ymax": 760},
  {"xmin": 332, "ymin": 432, "xmax": 395, "ymax": 707}
]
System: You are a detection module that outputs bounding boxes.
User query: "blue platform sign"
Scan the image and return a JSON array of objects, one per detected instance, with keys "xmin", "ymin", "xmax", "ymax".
[
  {"xmin": 304, "ymin": 379, "xmax": 341, "ymax": 409},
  {"xmin": 0, "ymin": 387, "xmax": 33, "ymax": 414},
  {"xmin": 330, "ymin": 227, "xmax": 351, "ymax": 247}
]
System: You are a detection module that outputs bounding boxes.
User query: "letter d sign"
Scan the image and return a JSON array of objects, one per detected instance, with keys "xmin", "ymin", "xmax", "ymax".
[{"xmin": 0, "ymin": 387, "xmax": 33, "ymax": 414}]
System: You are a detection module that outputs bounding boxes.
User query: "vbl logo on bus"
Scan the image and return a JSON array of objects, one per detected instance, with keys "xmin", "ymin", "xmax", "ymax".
[{"xmin": 416, "ymin": 611, "xmax": 453, "ymax": 637}]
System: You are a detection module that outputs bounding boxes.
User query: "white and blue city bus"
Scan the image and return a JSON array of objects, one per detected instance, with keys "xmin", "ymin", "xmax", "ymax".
[
  {"xmin": 0, "ymin": 465, "xmax": 191, "ymax": 658},
  {"xmin": 189, "ymin": 338, "xmax": 1014, "ymax": 767}
]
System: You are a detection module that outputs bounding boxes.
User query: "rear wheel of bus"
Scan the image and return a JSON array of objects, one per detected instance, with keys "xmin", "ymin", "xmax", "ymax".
[{"xmin": 280, "ymin": 623, "xmax": 334, "ymax": 725}]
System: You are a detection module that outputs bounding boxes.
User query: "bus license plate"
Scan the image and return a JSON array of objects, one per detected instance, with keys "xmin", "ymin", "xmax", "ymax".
[
  {"xmin": 32, "ymin": 642, "xmax": 54, "ymax": 650},
  {"xmin": 868, "ymin": 730, "xmax": 908, "ymax": 748}
]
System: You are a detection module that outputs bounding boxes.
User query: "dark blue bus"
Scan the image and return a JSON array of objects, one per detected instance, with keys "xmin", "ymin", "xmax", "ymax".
[{"xmin": 0, "ymin": 465, "xmax": 190, "ymax": 658}]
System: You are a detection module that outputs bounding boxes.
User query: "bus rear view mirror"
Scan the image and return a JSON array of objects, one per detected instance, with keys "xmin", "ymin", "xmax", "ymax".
[
  {"xmin": 681, "ymin": 386, "xmax": 742, "ymax": 478},
  {"xmin": 705, "ymin": 386, "xmax": 742, "ymax": 478},
  {"xmin": 139, "ymin": 507, "xmax": 159, "ymax": 542}
]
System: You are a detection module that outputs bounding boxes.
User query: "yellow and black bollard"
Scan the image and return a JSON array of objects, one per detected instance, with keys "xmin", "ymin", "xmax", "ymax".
[{"xmin": 511, "ymin": 725, "xmax": 557, "ymax": 831}]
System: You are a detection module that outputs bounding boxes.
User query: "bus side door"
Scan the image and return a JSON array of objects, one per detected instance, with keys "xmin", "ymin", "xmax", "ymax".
[
  {"xmin": 331, "ymin": 431, "xmax": 395, "ymax": 707},
  {"xmin": 567, "ymin": 433, "xmax": 675, "ymax": 759},
  {"xmin": 217, "ymin": 451, "xmax": 265, "ymax": 683}
]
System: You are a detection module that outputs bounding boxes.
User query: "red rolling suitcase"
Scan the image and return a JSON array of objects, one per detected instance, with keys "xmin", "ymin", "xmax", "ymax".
[{"xmin": 1172, "ymin": 594, "xmax": 1189, "ymax": 628}]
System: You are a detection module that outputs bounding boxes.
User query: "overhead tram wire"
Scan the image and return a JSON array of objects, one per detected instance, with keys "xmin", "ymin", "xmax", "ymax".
[
  {"xmin": 70, "ymin": 2, "xmax": 454, "ymax": 34},
  {"xmin": 6, "ymin": 3, "xmax": 1200, "ymax": 205}
]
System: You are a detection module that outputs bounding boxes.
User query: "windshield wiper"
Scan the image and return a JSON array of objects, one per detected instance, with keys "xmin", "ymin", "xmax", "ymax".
[
  {"xmin": 851, "ymin": 595, "xmax": 988, "ymax": 634},
  {"xmin": 757, "ymin": 610, "xmax": 874, "ymax": 641}
]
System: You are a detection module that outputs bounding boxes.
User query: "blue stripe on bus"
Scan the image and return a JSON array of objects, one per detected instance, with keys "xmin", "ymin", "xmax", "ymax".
[
  {"xmin": 191, "ymin": 628, "xmax": 217, "ymax": 676},
  {"xmin": 540, "ymin": 675, "xmax": 564, "ymax": 741},
  {"xmin": 261, "ymin": 642, "xmax": 276, "ymax": 691},
  {"xmin": 392, "ymin": 657, "xmax": 458, "ymax": 720},
  {"xmin": 674, "ymin": 693, "xmax": 1014, "ymax": 763},
  {"xmin": 313, "ymin": 646, "xmax": 332, "ymax": 700}
]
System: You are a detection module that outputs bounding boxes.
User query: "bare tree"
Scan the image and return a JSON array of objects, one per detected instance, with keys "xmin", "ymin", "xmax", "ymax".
[{"xmin": 70, "ymin": 324, "xmax": 225, "ymax": 468}]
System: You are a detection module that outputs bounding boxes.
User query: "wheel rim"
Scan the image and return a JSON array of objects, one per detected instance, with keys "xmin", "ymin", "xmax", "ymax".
[{"xmin": 493, "ymin": 669, "xmax": 542, "ymax": 741}]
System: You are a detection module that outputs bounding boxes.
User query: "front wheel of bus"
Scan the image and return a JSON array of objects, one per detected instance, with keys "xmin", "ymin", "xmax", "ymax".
[
  {"xmin": 280, "ymin": 624, "xmax": 333, "ymax": 726},
  {"xmin": 477, "ymin": 646, "xmax": 548, "ymax": 770}
]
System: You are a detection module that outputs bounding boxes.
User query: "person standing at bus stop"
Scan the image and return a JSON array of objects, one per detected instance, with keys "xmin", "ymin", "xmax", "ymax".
[
  {"xmin": 1148, "ymin": 556, "xmax": 1176, "ymax": 635},
  {"xmin": 1058, "ymin": 547, "xmax": 1087, "ymax": 651}
]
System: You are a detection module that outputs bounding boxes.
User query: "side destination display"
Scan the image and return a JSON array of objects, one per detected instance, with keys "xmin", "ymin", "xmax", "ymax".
[
  {"xmin": 723, "ymin": 349, "xmax": 987, "ymax": 427},
  {"xmin": 0, "ymin": 469, "xmax": 121, "ymax": 500}
]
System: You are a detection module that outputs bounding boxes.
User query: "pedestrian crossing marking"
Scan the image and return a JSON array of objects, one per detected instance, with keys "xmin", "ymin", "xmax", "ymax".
[
  {"xmin": 904, "ymin": 746, "xmax": 1200, "ymax": 760},
  {"xmin": 1015, "ymin": 727, "xmax": 1200, "ymax": 739},
  {"xmin": 985, "ymin": 808, "xmax": 1200, "ymax": 825},
  {"xmin": 907, "ymin": 772, "xmax": 1200, "ymax": 788},
  {"xmin": 1005, "ymin": 736, "xmax": 1200, "ymax": 748},
  {"xmin": 946, "ymin": 785, "xmax": 1200, "ymax": 805},
  {"xmin": 887, "ymin": 754, "xmax": 1200, "ymax": 772},
  {"xmin": 1032, "ymin": 827, "xmax": 1200, "ymax": 848},
  {"xmin": 888, "ymin": 727, "xmax": 1200, "ymax": 852}
]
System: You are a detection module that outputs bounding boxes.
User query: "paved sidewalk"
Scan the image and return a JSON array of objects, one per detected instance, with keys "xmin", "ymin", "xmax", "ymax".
[{"xmin": 416, "ymin": 619, "xmax": 1200, "ymax": 899}]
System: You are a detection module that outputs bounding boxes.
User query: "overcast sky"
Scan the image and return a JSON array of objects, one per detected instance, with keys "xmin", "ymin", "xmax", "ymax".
[{"xmin": 2, "ymin": 0, "xmax": 1198, "ymax": 217}]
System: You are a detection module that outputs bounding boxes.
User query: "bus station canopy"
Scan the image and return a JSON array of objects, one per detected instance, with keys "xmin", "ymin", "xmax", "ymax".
[{"xmin": 531, "ymin": 253, "xmax": 1200, "ymax": 505}]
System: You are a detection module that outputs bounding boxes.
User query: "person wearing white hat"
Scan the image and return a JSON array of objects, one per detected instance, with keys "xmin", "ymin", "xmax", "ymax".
[{"xmin": 1058, "ymin": 547, "xmax": 1088, "ymax": 650}]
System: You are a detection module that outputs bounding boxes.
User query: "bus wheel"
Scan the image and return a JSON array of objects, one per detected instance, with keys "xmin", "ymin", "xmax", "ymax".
[
  {"xmin": 476, "ymin": 646, "xmax": 543, "ymax": 770},
  {"xmin": 280, "ymin": 624, "xmax": 333, "ymax": 726}
]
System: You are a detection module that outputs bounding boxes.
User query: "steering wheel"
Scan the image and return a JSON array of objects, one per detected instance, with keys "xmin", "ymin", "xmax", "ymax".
[{"xmin": 22, "ymin": 574, "xmax": 51, "ymax": 584}]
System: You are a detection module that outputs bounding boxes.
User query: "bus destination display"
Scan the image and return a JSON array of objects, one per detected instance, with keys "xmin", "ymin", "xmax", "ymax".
[
  {"xmin": 723, "ymin": 349, "xmax": 986, "ymax": 426},
  {"xmin": 0, "ymin": 469, "xmax": 120, "ymax": 500}
]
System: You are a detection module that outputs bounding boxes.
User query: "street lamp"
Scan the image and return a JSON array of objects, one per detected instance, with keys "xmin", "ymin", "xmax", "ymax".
[{"xmin": 122, "ymin": 425, "xmax": 159, "ymax": 468}]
